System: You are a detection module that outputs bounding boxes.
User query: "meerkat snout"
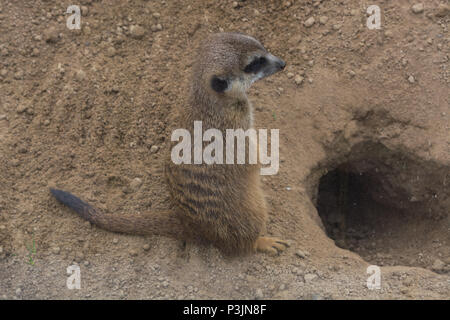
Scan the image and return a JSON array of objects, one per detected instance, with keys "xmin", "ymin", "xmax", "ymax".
[
  {"xmin": 265, "ymin": 53, "xmax": 286, "ymax": 71},
  {"xmin": 242, "ymin": 53, "xmax": 286, "ymax": 89},
  {"xmin": 211, "ymin": 51, "xmax": 286, "ymax": 96}
]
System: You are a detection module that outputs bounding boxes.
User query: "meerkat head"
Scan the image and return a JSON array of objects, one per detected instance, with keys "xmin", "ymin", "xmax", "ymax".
[{"xmin": 194, "ymin": 33, "xmax": 286, "ymax": 101}]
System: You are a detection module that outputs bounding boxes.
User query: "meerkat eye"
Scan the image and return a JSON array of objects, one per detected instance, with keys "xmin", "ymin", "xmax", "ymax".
[{"xmin": 244, "ymin": 56, "xmax": 267, "ymax": 73}]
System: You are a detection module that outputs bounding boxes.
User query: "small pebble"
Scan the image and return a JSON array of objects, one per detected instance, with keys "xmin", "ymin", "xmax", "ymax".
[
  {"xmin": 294, "ymin": 75, "xmax": 304, "ymax": 85},
  {"xmin": 435, "ymin": 4, "xmax": 449, "ymax": 17},
  {"xmin": 150, "ymin": 145, "xmax": 159, "ymax": 153},
  {"xmin": 44, "ymin": 27, "xmax": 59, "ymax": 43},
  {"xmin": 130, "ymin": 177, "xmax": 143, "ymax": 190},
  {"xmin": 31, "ymin": 48, "xmax": 40, "ymax": 56},
  {"xmin": 151, "ymin": 24, "xmax": 163, "ymax": 32},
  {"xmin": 106, "ymin": 47, "xmax": 116, "ymax": 57},
  {"xmin": 14, "ymin": 70, "xmax": 24, "ymax": 80},
  {"xmin": 75, "ymin": 69, "xmax": 86, "ymax": 81},
  {"xmin": 411, "ymin": 3, "xmax": 424, "ymax": 14},
  {"xmin": 17, "ymin": 105, "xmax": 28, "ymax": 114},
  {"xmin": 431, "ymin": 259, "xmax": 446, "ymax": 272},
  {"xmin": 81, "ymin": 6, "xmax": 88, "ymax": 16},
  {"xmin": 129, "ymin": 25, "xmax": 146, "ymax": 39},
  {"xmin": 295, "ymin": 250, "xmax": 308, "ymax": 259},
  {"xmin": 319, "ymin": 16, "xmax": 328, "ymax": 24},
  {"xmin": 304, "ymin": 17, "xmax": 315, "ymax": 28}
]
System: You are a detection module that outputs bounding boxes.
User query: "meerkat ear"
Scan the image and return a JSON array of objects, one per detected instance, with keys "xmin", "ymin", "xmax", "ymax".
[{"xmin": 210, "ymin": 76, "xmax": 229, "ymax": 93}]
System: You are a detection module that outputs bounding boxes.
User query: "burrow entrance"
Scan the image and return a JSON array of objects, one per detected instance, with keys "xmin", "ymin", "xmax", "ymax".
[{"xmin": 314, "ymin": 142, "xmax": 449, "ymax": 273}]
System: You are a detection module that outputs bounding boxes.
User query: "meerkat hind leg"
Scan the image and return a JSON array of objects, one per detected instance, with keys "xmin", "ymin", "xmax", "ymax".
[{"xmin": 255, "ymin": 236, "xmax": 290, "ymax": 255}]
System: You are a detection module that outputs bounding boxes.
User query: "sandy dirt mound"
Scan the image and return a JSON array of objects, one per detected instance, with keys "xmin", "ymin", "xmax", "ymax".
[{"xmin": 0, "ymin": 0, "xmax": 449, "ymax": 299}]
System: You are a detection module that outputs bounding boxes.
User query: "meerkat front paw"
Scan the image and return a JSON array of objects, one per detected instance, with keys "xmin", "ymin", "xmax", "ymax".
[{"xmin": 255, "ymin": 236, "xmax": 290, "ymax": 256}]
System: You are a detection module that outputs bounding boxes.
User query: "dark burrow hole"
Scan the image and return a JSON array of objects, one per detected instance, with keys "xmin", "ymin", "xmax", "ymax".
[{"xmin": 316, "ymin": 161, "xmax": 448, "ymax": 271}]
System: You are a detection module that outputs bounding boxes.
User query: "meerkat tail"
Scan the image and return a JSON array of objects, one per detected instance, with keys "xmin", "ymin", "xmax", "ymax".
[{"xmin": 50, "ymin": 188, "xmax": 181, "ymax": 237}]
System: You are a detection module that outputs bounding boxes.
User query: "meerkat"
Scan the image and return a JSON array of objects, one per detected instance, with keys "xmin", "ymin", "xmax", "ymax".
[{"xmin": 51, "ymin": 32, "xmax": 289, "ymax": 255}]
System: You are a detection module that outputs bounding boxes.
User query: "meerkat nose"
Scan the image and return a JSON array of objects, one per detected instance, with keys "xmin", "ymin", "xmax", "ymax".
[
  {"xmin": 271, "ymin": 55, "xmax": 286, "ymax": 70},
  {"xmin": 267, "ymin": 53, "xmax": 286, "ymax": 71},
  {"xmin": 277, "ymin": 59, "xmax": 286, "ymax": 70}
]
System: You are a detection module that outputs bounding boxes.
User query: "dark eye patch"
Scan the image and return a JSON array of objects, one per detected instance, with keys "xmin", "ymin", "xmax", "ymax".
[
  {"xmin": 211, "ymin": 76, "xmax": 229, "ymax": 93},
  {"xmin": 244, "ymin": 56, "xmax": 267, "ymax": 73}
]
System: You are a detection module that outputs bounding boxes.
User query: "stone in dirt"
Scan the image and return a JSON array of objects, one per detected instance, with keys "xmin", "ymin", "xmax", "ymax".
[
  {"xmin": 304, "ymin": 17, "xmax": 315, "ymax": 27},
  {"xmin": 435, "ymin": 4, "xmax": 449, "ymax": 17},
  {"xmin": 129, "ymin": 25, "xmax": 146, "ymax": 39},
  {"xmin": 411, "ymin": 4, "xmax": 424, "ymax": 14}
]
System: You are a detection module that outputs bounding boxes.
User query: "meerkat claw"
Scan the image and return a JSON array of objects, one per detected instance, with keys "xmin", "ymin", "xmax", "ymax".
[{"xmin": 255, "ymin": 237, "xmax": 290, "ymax": 255}]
